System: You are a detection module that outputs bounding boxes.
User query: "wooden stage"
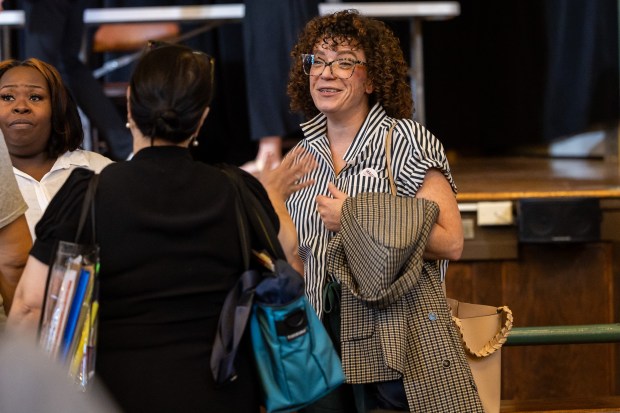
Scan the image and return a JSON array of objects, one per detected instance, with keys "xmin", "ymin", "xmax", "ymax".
[{"xmin": 450, "ymin": 156, "xmax": 620, "ymax": 202}]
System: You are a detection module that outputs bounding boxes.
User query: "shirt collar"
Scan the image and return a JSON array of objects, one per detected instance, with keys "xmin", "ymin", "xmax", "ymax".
[
  {"xmin": 300, "ymin": 112, "xmax": 327, "ymax": 143},
  {"xmin": 299, "ymin": 103, "xmax": 389, "ymax": 168},
  {"xmin": 300, "ymin": 103, "xmax": 386, "ymax": 146},
  {"xmin": 51, "ymin": 150, "xmax": 90, "ymax": 172},
  {"xmin": 12, "ymin": 150, "xmax": 88, "ymax": 181}
]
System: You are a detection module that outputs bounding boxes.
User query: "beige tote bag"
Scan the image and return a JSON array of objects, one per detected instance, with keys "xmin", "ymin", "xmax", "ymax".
[{"xmin": 447, "ymin": 298, "xmax": 513, "ymax": 413}]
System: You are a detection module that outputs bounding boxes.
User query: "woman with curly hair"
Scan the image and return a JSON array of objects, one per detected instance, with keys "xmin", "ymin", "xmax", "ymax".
[
  {"xmin": 262, "ymin": 9, "xmax": 477, "ymax": 412},
  {"xmin": 0, "ymin": 58, "xmax": 111, "ymax": 238}
]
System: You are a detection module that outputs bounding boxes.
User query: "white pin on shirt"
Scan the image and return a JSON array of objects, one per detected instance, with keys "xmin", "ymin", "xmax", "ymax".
[{"xmin": 360, "ymin": 168, "xmax": 378, "ymax": 178}]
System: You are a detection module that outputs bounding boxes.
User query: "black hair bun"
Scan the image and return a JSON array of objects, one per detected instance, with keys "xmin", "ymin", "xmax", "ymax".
[{"xmin": 155, "ymin": 109, "xmax": 180, "ymax": 131}]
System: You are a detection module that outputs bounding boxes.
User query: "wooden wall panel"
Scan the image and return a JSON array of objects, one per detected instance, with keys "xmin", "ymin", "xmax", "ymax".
[{"xmin": 446, "ymin": 243, "xmax": 616, "ymax": 401}]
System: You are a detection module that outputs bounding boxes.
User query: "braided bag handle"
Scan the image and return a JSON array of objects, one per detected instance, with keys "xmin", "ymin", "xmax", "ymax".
[{"xmin": 451, "ymin": 306, "xmax": 514, "ymax": 358}]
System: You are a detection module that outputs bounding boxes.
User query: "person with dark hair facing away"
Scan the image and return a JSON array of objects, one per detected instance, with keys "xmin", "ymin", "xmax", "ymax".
[
  {"xmin": 8, "ymin": 43, "xmax": 312, "ymax": 413},
  {"xmin": 0, "ymin": 58, "xmax": 112, "ymax": 239},
  {"xmin": 262, "ymin": 9, "xmax": 482, "ymax": 412}
]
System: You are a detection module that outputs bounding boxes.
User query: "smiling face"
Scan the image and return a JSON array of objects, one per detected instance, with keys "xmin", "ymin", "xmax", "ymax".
[
  {"xmin": 309, "ymin": 40, "xmax": 373, "ymax": 123},
  {"xmin": 0, "ymin": 66, "xmax": 52, "ymax": 158}
]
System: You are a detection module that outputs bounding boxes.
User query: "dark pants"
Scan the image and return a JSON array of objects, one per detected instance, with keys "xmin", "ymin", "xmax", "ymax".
[
  {"xmin": 242, "ymin": 0, "xmax": 318, "ymax": 141},
  {"xmin": 300, "ymin": 383, "xmax": 358, "ymax": 413},
  {"xmin": 361, "ymin": 381, "xmax": 409, "ymax": 412},
  {"xmin": 301, "ymin": 380, "xmax": 408, "ymax": 413},
  {"xmin": 309, "ymin": 283, "xmax": 409, "ymax": 413}
]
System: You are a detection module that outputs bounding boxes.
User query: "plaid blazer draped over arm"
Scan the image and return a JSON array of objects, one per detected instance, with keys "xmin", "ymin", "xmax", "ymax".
[{"xmin": 326, "ymin": 193, "xmax": 484, "ymax": 412}]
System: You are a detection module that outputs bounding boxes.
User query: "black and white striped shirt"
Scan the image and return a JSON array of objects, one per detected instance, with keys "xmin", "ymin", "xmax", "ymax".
[{"xmin": 286, "ymin": 103, "xmax": 457, "ymax": 316}]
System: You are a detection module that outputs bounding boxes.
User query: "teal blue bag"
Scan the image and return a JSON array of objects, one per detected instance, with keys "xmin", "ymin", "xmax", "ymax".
[
  {"xmin": 250, "ymin": 260, "xmax": 345, "ymax": 413},
  {"xmin": 210, "ymin": 166, "xmax": 344, "ymax": 413}
]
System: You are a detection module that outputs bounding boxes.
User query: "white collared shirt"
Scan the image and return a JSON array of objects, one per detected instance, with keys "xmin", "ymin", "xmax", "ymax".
[{"xmin": 13, "ymin": 149, "xmax": 113, "ymax": 238}]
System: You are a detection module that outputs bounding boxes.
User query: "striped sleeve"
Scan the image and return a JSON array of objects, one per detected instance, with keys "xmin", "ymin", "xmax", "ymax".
[
  {"xmin": 392, "ymin": 119, "xmax": 457, "ymax": 198},
  {"xmin": 390, "ymin": 119, "xmax": 457, "ymax": 283}
]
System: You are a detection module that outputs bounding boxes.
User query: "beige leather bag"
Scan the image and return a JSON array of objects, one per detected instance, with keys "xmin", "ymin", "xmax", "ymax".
[{"xmin": 447, "ymin": 299, "xmax": 513, "ymax": 413}]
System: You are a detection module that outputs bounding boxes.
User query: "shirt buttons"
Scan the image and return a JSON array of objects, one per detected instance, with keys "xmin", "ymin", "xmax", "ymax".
[
  {"xmin": 442, "ymin": 360, "xmax": 451, "ymax": 368},
  {"xmin": 428, "ymin": 311, "xmax": 438, "ymax": 321}
]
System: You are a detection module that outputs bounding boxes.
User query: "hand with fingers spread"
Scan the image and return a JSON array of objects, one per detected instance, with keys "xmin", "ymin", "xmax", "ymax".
[
  {"xmin": 316, "ymin": 183, "xmax": 348, "ymax": 232},
  {"xmin": 259, "ymin": 146, "xmax": 317, "ymax": 203}
]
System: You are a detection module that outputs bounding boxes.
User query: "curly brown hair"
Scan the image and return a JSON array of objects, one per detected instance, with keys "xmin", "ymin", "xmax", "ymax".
[{"xmin": 287, "ymin": 9, "xmax": 413, "ymax": 120}]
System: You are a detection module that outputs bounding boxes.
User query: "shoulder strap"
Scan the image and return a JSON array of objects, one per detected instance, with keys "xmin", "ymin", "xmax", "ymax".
[
  {"xmin": 225, "ymin": 170, "xmax": 252, "ymax": 270},
  {"xmin": 211, "ymin": 166, "xmax": 284, "ymax": 386},
  {"xmin": 75, "ymin": 173, "xmax": 99, "ymax": 245},
  {"xmin": 385, "ymin": 122, "xmax": 397, "ymax": 196}
]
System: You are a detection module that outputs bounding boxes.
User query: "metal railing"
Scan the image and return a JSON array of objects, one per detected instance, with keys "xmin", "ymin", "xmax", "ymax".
[{"xmin": 505, "ymin": 324, "xmax": 620, "ymax": 346}]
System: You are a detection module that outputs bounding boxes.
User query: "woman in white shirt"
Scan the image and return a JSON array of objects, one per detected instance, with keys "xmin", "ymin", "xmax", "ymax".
[{"xmin": 0, "ymin": 58, "xmax": 112, "ymax": 238}]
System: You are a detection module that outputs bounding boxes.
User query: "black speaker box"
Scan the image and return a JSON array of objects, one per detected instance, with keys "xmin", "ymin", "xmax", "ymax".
[{"xmin": 517, "ymin": 198, "xmax": 601, "ymax": 243}]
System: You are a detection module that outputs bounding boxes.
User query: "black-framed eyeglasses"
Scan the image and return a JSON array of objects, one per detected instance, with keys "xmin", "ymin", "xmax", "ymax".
[{"xmin": 302, "ymin": 54, "xmax": 366, "ymax": 79}]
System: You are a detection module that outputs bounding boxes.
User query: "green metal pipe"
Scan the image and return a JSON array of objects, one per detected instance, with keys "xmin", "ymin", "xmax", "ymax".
[{"xmin": 505, "ymin": 324, "xmax": 620, "ymax": 346}]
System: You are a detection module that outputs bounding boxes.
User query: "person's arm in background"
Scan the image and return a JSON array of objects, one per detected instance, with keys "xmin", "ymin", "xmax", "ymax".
[
  {"xmin": 6, "ymin": 255, "xmax": 47, "ymax": 337},
  {"xmin": 0, "ymin": 128, "xmax": 32, "ymax": 315},
  {"xmin": 266, "ymin": 191, "xmax": 304, "ymax": 275},
  {"xmin": 0, "ymin": 216, "xmax": 31, "ymax": 314}
]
